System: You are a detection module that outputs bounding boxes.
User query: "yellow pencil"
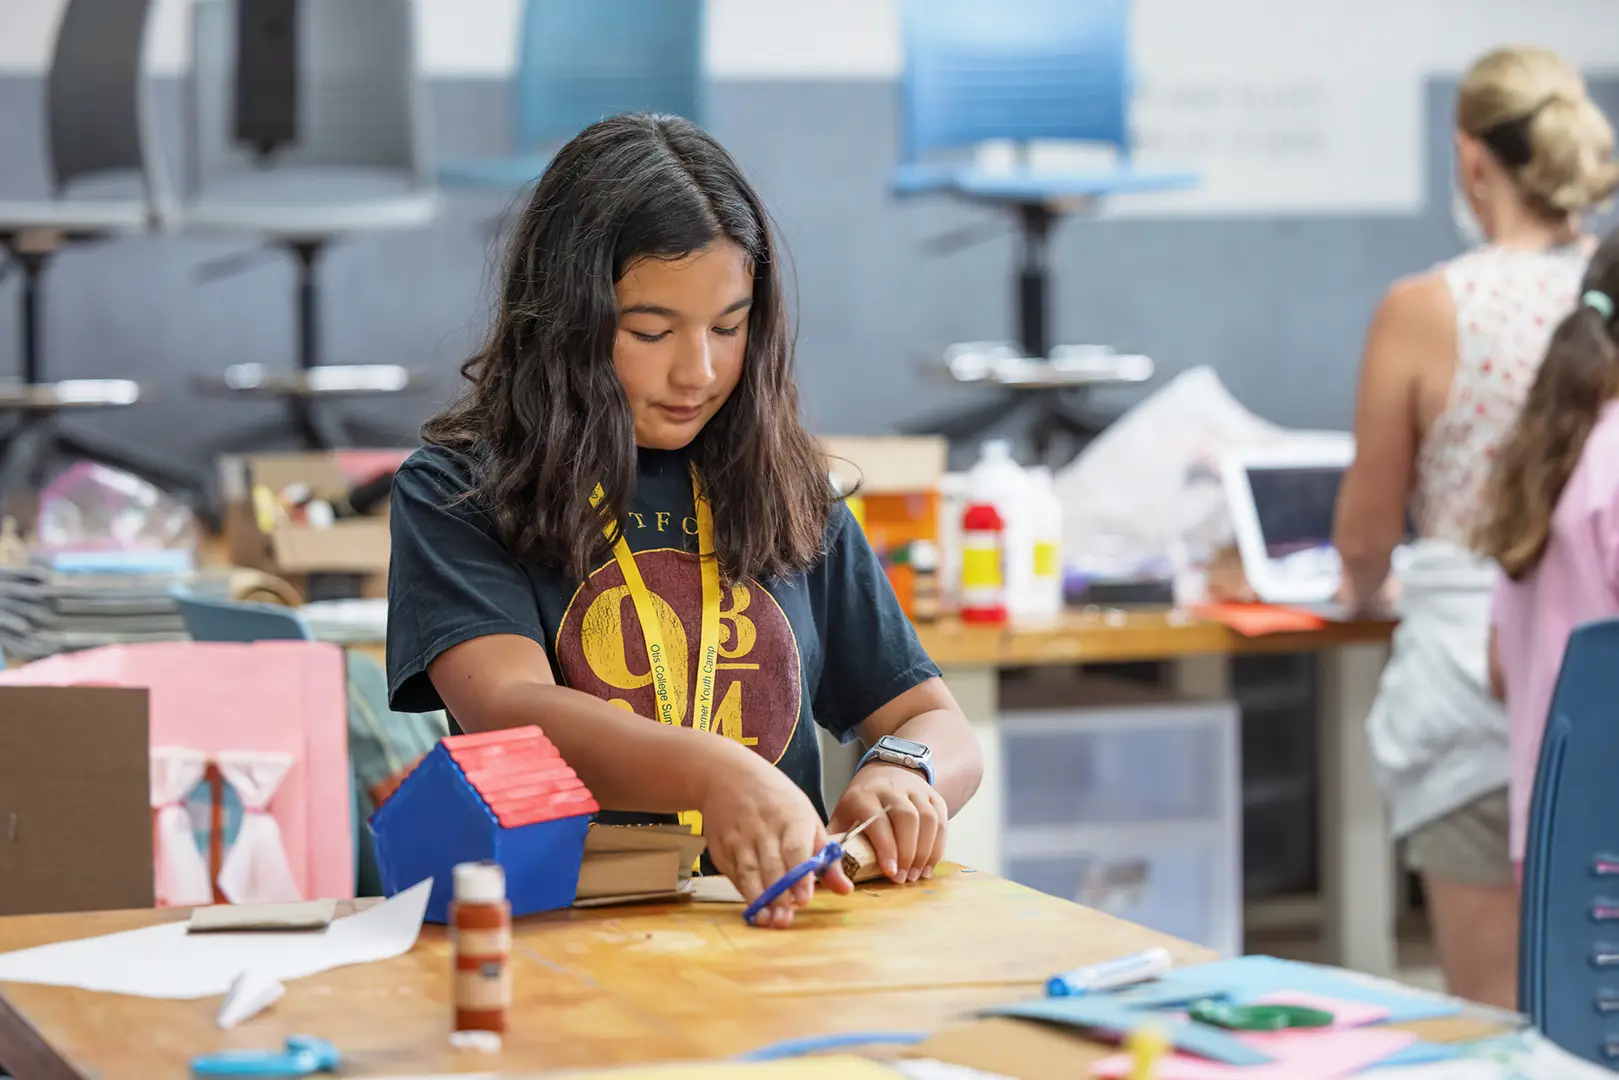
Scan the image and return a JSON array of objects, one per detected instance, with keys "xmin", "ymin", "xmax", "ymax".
[{"xmin": 1126, "ymin": 1024, "xmax": 1169, "ymax": 1080}]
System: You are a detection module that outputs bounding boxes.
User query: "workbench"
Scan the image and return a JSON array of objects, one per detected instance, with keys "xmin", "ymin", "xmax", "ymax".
[
  {"xmin": 351, "ymin": 607, "xmax": 1397, "ymax": 976},
  {"xmin": 0, "ymin": 866, "xmax": 1209, "ymax": 1080},
  {"xmin": 886, "ymin": 610, "xmax": 1399, "ymax": 978}
]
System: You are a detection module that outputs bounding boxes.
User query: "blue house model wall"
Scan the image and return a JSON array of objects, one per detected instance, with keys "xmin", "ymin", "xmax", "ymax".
[{"xmin": 370, "ymin": 726, "xmax": 600, "ymax": 923}]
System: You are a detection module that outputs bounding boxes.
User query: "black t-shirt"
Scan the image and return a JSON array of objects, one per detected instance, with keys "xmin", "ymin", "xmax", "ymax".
[{"xmin": 385, "ymin": 444, "xmax": 940, "ymax": 824}]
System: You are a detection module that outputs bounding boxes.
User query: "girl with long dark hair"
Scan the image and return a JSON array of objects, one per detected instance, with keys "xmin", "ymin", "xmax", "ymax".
[{"xmin": 385, "ymin": 114, "xmax": 982, "ymax": 927}]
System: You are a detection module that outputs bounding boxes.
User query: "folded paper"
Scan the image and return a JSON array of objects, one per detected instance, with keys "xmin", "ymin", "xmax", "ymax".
[
  {"xmin": 150, "ymin": 746, "xmax": 213, "ymax": 907},
  {"xmin": 217, "ymin": 969, "xmax": 286, "ymax": 1029},
  {"xmin": 216, "ymin": 749, "xmax": 302, "ymax": 904}
]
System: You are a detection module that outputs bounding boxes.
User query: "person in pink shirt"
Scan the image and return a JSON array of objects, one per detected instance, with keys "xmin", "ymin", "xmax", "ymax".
[{"xmin": 1480, "ymin": 226, "xmax": 1619, "ymax": 884}]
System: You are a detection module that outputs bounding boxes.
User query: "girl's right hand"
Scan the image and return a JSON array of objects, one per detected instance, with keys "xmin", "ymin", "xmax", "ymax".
[{"xmin": 697, "ymin": 742, "xmax": 853, "ymax": 928}]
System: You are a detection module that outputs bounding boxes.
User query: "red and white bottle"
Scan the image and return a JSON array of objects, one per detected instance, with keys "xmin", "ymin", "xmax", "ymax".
[{"xmin": 960, "ymin": 499, "xmax": 1008, "ymax": 625}]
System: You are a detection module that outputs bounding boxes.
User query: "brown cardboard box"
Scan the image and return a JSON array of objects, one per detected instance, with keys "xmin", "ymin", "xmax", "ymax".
[
  {"xmin": 821, "ymin": 436, "xmax": 948, "ymax": 495},
  {"xmin": 0, "ymin": 686, "xmax": 153, "ymax": 915},
  {"xmin": 218, "ymin": 452, "xmax": 400, "ymax": 600}
]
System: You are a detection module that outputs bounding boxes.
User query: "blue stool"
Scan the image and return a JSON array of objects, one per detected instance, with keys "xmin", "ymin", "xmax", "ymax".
[
  {"xmin": 1519, "ymin": 616, "xmax": 1619, "ymax": 1066},
  {"xmin": 893, "ymin": 0, "xmax": 1198, "ymax": 462},
  {"xmin": 439, "ymin": 0, "xmax": 704, "ymax": 191}
]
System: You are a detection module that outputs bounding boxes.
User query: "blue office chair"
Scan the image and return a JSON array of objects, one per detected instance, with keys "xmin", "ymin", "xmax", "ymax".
[
  {"xmin": 438, "ymin": 0, "xmax": 705, "ymax": 190},
  {"xmin": 1519, "ymin": 616, "xmax": 1619, "ymax": 1066},
  {"xmin": 174, "ymin": 592, "xmax": 312, "ymax": 643},
  {"xmin": 893, "ymin": 0, "xmax": 1197, "ymax": 464}
]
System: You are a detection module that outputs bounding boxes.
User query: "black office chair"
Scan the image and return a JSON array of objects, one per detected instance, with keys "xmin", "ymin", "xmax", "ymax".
[
  {"xmin": 0, "ymin": 0, "xmax": 207, "ymax": 501},
  {"xmin": 181, "ymin": 0, "xmax": 439, "ymax": 451}
]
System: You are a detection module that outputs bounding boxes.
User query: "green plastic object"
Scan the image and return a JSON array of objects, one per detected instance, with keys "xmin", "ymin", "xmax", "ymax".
[{"xmin": 1188, "ymin": 999, "xmax": 1335, "ymax": 1031}]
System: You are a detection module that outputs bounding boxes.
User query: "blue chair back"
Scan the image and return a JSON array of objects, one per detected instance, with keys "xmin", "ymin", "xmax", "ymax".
[
  {"xmin": 514, "ymin": 0, "xmax": 705, "ymax": 152},
  {"xmin": 898, "ymin": 0, "xmax": 1134, "ymax": 165},
  {"xmin": 1520, "ymin": 616, "xmax": 1619, "ymax": 1065},
  {"xmin": 175, "ymin": 593, "xmax": 313, "ymax": 643}
]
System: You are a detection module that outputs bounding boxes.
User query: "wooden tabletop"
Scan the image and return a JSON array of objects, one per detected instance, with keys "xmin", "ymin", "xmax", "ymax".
[
  {"xmin": 344, "ymin": 609, "xmax": 1394, "ymax": 678},
  {"xmin": 911, "ymin": 609, "xmax": 1394, "ymax": 668},
  {"xmin": 0, "ymin": 867, "xmax": 1210, "ymax": 1080}
]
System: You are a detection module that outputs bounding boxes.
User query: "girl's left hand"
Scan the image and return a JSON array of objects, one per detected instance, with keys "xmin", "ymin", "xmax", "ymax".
[{"xmin": 828, "ymin": 764, "xmax": 948, "ymax": 884}]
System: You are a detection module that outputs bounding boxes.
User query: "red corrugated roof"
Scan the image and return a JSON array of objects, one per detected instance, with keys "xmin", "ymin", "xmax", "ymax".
[{"xmin": 443, "ymin": 727, "xmax": 599, "ymax": 827}]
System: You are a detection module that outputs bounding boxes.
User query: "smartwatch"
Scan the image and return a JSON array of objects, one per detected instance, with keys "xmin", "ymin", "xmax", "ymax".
[{"xmin": 856, "ymin": 735, "xmax": 935, "ymax": 786}]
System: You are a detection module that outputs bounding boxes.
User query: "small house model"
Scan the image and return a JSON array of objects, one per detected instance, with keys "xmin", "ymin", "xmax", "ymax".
[{"xmin": 370, "ymin": 726, "xmax": 599, "ymax": 923}]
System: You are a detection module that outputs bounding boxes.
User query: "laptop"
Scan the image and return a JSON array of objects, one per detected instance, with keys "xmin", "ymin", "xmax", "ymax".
[{"xmin": 1220, "ymin": 435, "xmax": 1360, "ymax": 608}]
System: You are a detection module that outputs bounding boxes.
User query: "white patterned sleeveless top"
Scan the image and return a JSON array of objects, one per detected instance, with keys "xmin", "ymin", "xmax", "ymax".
[{"xmin": 1412, "ymin": 242, "xmax": 1592, "ymax": 546}]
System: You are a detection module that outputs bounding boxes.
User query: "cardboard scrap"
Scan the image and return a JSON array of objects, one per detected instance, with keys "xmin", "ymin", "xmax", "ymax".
[
  {"xmin": 576, "ymin": 851, "xmax": 684, "ymax": 902},
  {"xmin": 189, "ymin": 899, "xmax": 338, "ymax": 933},
  {"xmin": 569, "ymin": 823, "xmax": 887, "ymax": 909},
  {"xmin": 688, "ymin": 876, "xmax": 746, "ymax": 904},
  {"xmin": 573, "ymin": 824, "xmax": 706, "ymax": 907},
  {"xmin": 0, "ymin": 686, "xmax": 153, "ymax": 916},
  {"xmin": 839, "ymin": 832, "xmax": 889, "ymax": 885}
]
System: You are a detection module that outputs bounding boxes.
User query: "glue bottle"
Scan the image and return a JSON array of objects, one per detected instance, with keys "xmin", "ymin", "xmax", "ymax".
[
  {"xmin": 1026, "ymin": 466, "xmax": 1065, "ymax": 619},
  {"xmin": 966, "ymin": 439, "xmax": 1035, "ymax": 619},
  {"xmin": 450, "ymin": 861, "xmax": 511, "ymax": 1035},
  {"xmin": 959, "ymin": 499, "xmax": 1007, "ymax": 625}
]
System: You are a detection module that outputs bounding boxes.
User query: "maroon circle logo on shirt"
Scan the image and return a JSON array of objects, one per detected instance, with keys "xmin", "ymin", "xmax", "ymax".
[{"xmin": 553, "ymin": 548, "xmax": 801, "ymax": 764}]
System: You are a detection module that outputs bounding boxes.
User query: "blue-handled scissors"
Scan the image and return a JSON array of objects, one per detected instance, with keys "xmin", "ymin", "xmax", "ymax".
[
  {"xmin": 191, "ymin": 1035, "xmax": 340, "ymax": 1077},
  {"xmin": 742, "ymin": 809, "xmax": 885, "ymax": 925}
]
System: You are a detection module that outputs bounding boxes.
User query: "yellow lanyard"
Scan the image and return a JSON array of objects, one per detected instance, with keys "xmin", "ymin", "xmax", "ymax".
[{"xmin": 589, "ymin": 467, "xmax": 722, "ymax": 836}]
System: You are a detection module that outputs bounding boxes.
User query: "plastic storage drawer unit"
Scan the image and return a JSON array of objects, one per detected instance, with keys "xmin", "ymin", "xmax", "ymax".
[{"xmin": 997, "ymin": 676, "xmax": 1242, "ymax": 956}]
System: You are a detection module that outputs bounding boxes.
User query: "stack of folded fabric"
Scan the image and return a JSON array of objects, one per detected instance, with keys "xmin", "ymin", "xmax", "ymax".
[{"xmin": 0, "ymin": 550, "xmax": 196, "ymax": 662}]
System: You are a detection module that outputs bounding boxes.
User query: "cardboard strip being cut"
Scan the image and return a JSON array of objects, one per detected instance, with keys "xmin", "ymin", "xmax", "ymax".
[{"xmin": 839, "ymin": 832, "xmax": 887, "ymax": 884}]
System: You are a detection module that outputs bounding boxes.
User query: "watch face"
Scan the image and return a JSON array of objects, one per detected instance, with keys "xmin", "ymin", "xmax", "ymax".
[{"xmin": 881, "ymin": 736, "xmax": 929, "ymax": 758}]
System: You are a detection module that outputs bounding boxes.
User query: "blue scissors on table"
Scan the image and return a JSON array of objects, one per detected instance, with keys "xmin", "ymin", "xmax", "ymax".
[
  {"xmin": 742, "ymin": 809, "xmax": 885, "ymax": 925},
  {"xmin": 191, "ymin": 1035, "xmax": 340, "ymax": 1077}
]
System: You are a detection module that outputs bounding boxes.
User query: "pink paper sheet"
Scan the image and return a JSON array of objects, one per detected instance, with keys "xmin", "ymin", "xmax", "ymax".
[
  {"xmin": 1250, "ymin": 991, "xmax": 1392, "ymax": 1029},
  {"xmin": 1091, "ymin": 1026, "xmax": 1417, "ymax": 1080},
  {"xmin": 0, "ymin": 642, "xmax": 353, "ymax": 901}
]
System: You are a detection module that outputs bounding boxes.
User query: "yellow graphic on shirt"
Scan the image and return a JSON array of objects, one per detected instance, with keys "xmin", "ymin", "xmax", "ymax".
[
  {"xmin": 554, "ymin": 544, "xmax": 802, "ymax": 766},
  {"xmin": 580, "ymin": 584, "xmax": 690, "ymax": 722}
]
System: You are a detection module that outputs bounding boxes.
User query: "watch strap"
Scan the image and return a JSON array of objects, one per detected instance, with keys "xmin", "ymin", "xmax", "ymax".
[{"xmin": 856, "ymin": 742, "xmax": 935, "ymax": 787}]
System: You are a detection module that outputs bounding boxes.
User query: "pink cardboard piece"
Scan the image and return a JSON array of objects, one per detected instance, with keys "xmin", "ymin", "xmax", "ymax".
[
  {"xmin": 1250, "ymin": 991, "xmax": 1392, "ymax": 1028},
  {"xmin": 0, "ymin": 642, "xmax": 353, "ymax": 903},
  {"xmin": 1092, "ymin": 1027, "xmax": 1417, "ymax": 1080}
]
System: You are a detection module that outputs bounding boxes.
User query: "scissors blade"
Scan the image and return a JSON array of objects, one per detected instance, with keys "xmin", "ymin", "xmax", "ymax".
[{"xmin": 841, "ymin": 808, "xmax": 886, "ymax": 845}]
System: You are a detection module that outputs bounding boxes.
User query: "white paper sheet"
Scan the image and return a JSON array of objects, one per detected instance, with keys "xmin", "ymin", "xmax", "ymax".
[{"xmin": 0, "ymin": 879, "xmax": 431, "ymax": 999}]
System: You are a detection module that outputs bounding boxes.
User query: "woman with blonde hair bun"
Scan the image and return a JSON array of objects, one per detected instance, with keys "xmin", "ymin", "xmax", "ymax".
[{"xmin": 1333, "ymin": 45, "xmax": 1616, "ymax": 1006}]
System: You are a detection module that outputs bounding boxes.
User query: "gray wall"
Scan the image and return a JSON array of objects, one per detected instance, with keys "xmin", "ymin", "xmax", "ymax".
[{"xmin": 2, "ymin": 76, "xmax": 1616, "ymax": 472}]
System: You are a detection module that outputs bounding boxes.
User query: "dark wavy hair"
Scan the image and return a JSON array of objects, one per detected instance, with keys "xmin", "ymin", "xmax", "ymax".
[
  {"xmin": 423, "ymin": 114, "xmax": 833, "ymax": 583},
  {"xmin": 1477, "ymin": 225, "xmax": 1619, "ymax": 579}
]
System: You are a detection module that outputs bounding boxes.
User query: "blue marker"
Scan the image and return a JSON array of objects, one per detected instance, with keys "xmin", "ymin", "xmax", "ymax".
[{"xmin": 1046, "ymin": 947, "xmax": 1173, "ymax": 997}]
